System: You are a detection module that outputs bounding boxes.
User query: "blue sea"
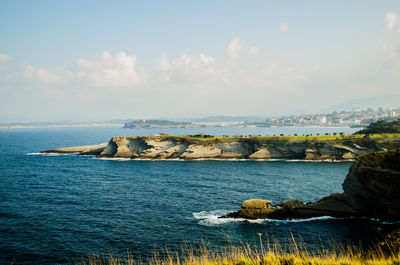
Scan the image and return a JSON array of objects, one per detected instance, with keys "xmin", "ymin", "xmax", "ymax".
[{"xmin": 0, "ymin": 126, "xmax": 397, "ymax": 264}]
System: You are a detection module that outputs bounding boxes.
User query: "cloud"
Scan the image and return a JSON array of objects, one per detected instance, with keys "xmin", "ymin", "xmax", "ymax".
[
  {"xmin": 25, "ymin": 65, "xmax": 71, "ymax": 84},
  {"xmin": 227, "ymin": 38, "xmax": 242, "ymax": 59},
  {"xmin": 0, "ymin": 53, "xmax": 11, "ymax": 63},
  {"xmin": 157, "ymin": 53, "xmax": 170, "ymax": 71},
  {"xmin": 157, "ymin": 53, "xmax": 217, "ymax": 86},
  {"xmin": 382, "ymin": 39, "xmax": 400, "ymax": 59},
  {"xmin": 76, "ymin": 51, "xmax": 148, "ymax": 87},
  {"xmin": 312, "ymin": 65, "xmax": 321, "ymax": 72},
  {"xmin": 227, "ymin": 38, "xmax": 259, "ymax": 59},
  {"xmin": 385, "ymin": 12, "xmax": 398, "ymax": 31},
  {"xmin": 279, "ymin": 22, "xmax": 289, "ymax": 32}
]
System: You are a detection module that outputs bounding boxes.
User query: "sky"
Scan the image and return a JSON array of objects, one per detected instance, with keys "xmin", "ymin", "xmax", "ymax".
[{"xmin": 1, "ymin": 1, "xmax": 400, "ymax": 122}]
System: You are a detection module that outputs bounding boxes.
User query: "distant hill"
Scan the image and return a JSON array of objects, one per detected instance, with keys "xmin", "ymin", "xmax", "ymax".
[
  {"xmin": 191, "ymin": 116, "xmax": 262, "ymax": 123},
  {"xmin": 355, "ymin": 119, "xmax": 400, "ymax": 134}
]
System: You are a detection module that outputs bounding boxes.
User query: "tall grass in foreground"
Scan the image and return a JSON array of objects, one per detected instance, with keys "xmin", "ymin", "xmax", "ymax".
[{"xmin": 77, "ymin": 232, "xmax": 400, "ymax": 265}]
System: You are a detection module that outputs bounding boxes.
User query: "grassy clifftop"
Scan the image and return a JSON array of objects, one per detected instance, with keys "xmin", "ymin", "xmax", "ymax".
[
  {"xmin": 356, "ymin": 148, "xmax": 400, "ymax": 171},
  {"xmin": 113, "ymin": 133, "xmax": 400, "ymax": 144}
]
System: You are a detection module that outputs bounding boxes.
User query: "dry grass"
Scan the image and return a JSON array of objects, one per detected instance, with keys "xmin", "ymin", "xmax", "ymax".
[{"xmin": 76, "ymin": 232, "xmax": 400, "ymax": 265}]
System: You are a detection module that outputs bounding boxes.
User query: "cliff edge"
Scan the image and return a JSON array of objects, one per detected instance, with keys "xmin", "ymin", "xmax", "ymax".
[
  {"xmin": 222, "ymin": 149, "xmax": 400, "ymax": 221},
  {"xmin": 41, "ymin": 136, "xmax": 400, "ymax": 161}
]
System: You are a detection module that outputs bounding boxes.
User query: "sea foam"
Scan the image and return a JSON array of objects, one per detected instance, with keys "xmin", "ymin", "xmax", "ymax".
[
  {"xmin": 26, "ymin": 152, "xmax": 78, "ymax": 156},
  {"xmin": 192, "ymin": 210, "xmax": 340, "ymax": 226}
]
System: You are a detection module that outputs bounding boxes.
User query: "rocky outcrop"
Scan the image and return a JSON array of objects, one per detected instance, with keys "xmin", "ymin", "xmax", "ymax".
[
  {"xmin": 40, "ymin": 136, "xmax": 400, "ymax": 161},
  {"xmin": 222, "ymin": 149, "xmax": 400, "ymax": 221},
  {"xmin": 41, "ymin": 143, "xmax": 107, "ymax": 155}
]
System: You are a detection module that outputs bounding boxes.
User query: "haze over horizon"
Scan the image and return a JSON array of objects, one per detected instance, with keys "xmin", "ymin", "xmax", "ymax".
[{"xmin": 1, "ymin": 1, "xmax": 400, "ymax": 123}]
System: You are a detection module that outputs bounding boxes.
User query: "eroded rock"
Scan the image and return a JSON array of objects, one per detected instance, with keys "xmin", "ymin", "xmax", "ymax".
[{"xmin": 222, "ymin": 149, "xmax": 400, "ymax": 221}]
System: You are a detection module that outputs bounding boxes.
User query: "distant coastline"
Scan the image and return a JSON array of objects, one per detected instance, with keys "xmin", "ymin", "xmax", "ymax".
[
  {"xmin": 0, "ymin": 123, "xmax": 124, "ymax": 129},
  {"xmin": 0, "ymin": 122, "xmax": 354, "ymax": 130}
]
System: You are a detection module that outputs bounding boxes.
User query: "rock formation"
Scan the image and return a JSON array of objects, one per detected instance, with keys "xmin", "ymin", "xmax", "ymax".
[
  {"xmin": 221, "ymin": 149, "xmax": 400, "ymax": 221},
  {"xmin": 40, "ymin": 136, "xmax": 400, "ymax": 161}
]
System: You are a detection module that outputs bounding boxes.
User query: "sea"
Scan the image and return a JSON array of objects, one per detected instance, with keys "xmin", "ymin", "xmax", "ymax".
[{"xmin": 0, "ymin": 126, "xmax": 398, "ymax": 264}]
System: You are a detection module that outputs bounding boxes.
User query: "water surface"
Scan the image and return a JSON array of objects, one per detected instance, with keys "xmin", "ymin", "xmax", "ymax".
[{"xmin": 0, "ymin": 127, "xmax": 395, "ymax": 264}]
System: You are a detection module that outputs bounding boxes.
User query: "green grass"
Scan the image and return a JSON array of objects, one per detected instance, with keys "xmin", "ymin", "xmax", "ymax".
[{"xmin": 117, "ymin": 133, "xmax": 400, "ymax": 143}]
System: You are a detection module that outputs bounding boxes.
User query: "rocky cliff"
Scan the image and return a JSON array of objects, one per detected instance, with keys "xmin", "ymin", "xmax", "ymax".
[
  {"xmin": 222, "ymin": 149, "xmax": 400, "ymax": 221},
  {"xmin": 41, "ymin": 136, "xmax": 400, "ymax": 161}
]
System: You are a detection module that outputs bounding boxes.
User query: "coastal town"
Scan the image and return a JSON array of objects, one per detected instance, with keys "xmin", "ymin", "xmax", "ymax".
[
  {"xmin": 124, "ymin": 107, "xmax": 400, "ymax": 129},
  {"xmin": 256, "ymin": 106, "xmax": 400, "ymax": 127}
]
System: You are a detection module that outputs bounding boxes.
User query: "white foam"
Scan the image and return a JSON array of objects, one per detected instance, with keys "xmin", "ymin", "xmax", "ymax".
[
  {"xmin": 191, "ymin": 158, "xmax": 248, "ymax": 161},
  {"xmin": 263, "ymin": 216, "xmax": 339, "ymax": 223},
  {"xmin": 193, "ymin": 210, "xmax": 265, "ymax": 226},
  {"xmin": 363, "ymin": 217, "xmax": 400, "ymax": 225},
  {"xmin": 192, "ymin": 210, "xmax": 341, "ymax": 226},
  {"xmin": 265, "ymin": 159, "xmax": 353, "ymax": 163},
  {"xmin": 26, "ymin": 152, "xmax": 78, "ymax": 156},
  {"xmin": 94, "ymin": 157, "xmax": 133, "ymax": 161},
  {"xmin": 93, "ymin": 157, "xmax": 185, "ymax": 161}
]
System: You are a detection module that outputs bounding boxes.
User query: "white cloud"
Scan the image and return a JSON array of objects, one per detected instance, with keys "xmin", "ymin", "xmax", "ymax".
[
  {"xmin": 25, "ymin": 65, "xmax": 71, "ymax": 84},
  {"xmin": 76, "ymin": 51, "xmax": 148, "ymax": 87},
  {"xmin": 157, "ymin": 53, "xmax": 217, "ymax": 86},
  {"xmin": 0, "ymin": 53, "xmax": 11, "ymax": 63},
  {"xmin": 279, "ymin": 22, "xmax": 289, "ymax": 32},
  {"xmin": 385, "ymin": 12, "xmax": 398, "ymax": 31},
  {"xmin": 157, "ymin": 53, "xmax": 170, "ymax": 71},
  {"xmin": 227, "ymin": 38, "xmax": 259, "ymax": 59},
  {"xmin": 248, "ymin": 46, "xmax": 260, "ymax": 56},
  {"xmin": 382, "ymin": 39, "xmax": 400, "ymax": 59},
  {"xmin": 312, "ymin": 65, "xmax": 320, "ymax": 72},
  {"xmin": 227, "ymin": 38, "xmax": 242, "ymax": 59}
]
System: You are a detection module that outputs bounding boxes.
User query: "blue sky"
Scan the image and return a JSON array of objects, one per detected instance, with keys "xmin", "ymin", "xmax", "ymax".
[{"xmin": 1, "ymin": 1, "xmax": 400, "ymax": 122}]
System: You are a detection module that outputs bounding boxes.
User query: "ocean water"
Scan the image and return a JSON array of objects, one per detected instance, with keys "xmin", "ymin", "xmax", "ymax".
[{"xmin": 0, "ymin": 126, "xmax": 397, "ymax": 264}]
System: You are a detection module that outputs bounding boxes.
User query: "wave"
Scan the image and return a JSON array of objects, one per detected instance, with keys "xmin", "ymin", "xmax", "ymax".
[
  {"xmin": 94, "ymin": 157, "xmax": 133, "ymax": 161},
  {"xmin": 363, "ymin": 217, "xmax": 400, "ymax": 225},
  {"xmin": 93, "ymin": 157, "xmax": 185, "ymax": 161},
  {"xmin": 92, "ymin": 157, "xmax": 352, "ymax": 162},
  {"xmin": 263, "ymin": 159, "xmax": 354, "ymax": 163},
  {"xmin": 26, "ymin": 152, "xmax": 78, "ymax": 156},
  {"xmin": 192, "ymin": 210, "xmax": 342, "ymax": 226},
  {"xmin": 193, "ymin": 211, "xmax": 400, "ymax": 226}
]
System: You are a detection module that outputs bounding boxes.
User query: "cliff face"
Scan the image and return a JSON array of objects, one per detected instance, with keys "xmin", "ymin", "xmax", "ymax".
[
  {"xmin": 42, "ymin": 136, "xmax": 400, "ymax": 161},
  {"xmin": 223, "ymin": 149, "xmax": 400, "ymax": 221}
]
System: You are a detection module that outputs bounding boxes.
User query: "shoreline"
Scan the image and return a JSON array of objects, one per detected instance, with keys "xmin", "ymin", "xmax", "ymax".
[
  {"xmin": 0, "ymin": 124, "xmax": 353, "ymax": 129},
  {"xmin": 39, "ymin": 135, "xmax": 400, "ymax": 161}
]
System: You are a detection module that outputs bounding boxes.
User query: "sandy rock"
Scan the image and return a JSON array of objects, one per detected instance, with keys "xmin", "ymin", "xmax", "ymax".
[
  {"xmin": 242, "ymin": 199, "xmax": 272, "ymax": 209},
  {"xmin": 249, "ymin": 148, "xmax": 271, "ymax": 159},
  {"xmin": 180, "ymin": 145, "xmax": 222, "ymax": 159}
]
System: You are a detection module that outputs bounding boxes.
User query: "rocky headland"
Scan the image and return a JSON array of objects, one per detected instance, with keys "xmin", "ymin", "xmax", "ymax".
[
  {"xmin": 221, "ymin": 149, "xmax": 400, "ymax": 221},
  {"xmin": 41, "ymin": 136, "xmax": 400, "ymax": 161}
]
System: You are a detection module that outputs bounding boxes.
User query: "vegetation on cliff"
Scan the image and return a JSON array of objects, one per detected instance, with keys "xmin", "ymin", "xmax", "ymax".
[
  {"xmin": 355, "ymin": 119, "xmax": 400, "ymax": 134},
  {"xmin": 112, "ymin": 133, "xmax": 400, "ymax": 147},
  {"xmin": 78, "ymin": 231, "xmax": 400, "ymax": 265},
  {"xmin": 356, "ymin": 148, "xmax": 400, "ymax": 170}
]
